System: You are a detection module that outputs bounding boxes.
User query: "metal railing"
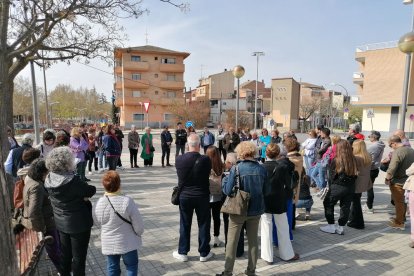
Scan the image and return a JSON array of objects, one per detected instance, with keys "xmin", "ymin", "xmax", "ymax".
[{"xmin": 356, "ymin": 41, "xmax": 398, "ymax": 52}]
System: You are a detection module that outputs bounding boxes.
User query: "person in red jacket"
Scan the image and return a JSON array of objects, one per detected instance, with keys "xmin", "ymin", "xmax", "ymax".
[{"xmin": 347, "ymin": 123, "xmax": 365, "ymax": 146}]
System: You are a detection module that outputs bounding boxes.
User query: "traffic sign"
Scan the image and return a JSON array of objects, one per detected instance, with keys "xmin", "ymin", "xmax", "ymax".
[
  {"xmin": 143, "ymin": 102, "xmax": 150, "ymax": 113},
  {"xmin": 367, "ymin": 108, "xmax": 374, "ymax": 118},
  {"xmin": 185, "ymin": 121, "xmax": 194, "ymax": 128},
  {"xmin": 343, "ymin": 112, "xmax": 349, "ymax": 120}
]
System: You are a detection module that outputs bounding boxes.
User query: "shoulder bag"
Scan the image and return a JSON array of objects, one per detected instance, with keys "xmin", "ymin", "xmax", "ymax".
[
  {"xmin": 106, "ymin": 196, "xmax": 132, "ymax": 225},
  {"xmin": 171, "ymin": 156, "xmax": 201, "ymax": 205},
  {"xmin": 220, "ymin": 165, "xmax": 250, "ymax": 216}
]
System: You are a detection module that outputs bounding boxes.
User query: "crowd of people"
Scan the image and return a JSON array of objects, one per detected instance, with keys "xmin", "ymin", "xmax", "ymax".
[{"xmin": 4, "ymin": 121, "xmax": 414, "ymax": 276}]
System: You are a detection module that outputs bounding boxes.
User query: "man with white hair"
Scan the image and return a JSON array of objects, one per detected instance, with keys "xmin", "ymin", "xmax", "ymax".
[
  {"xmin": 4, "ymin": 133, "xmax": 34, "ymax": 177},
  {"xmin": 173, "ymin": 134, "xmax": 214, "ymax": 262},
  {"xmin": 347, "ymin": 123, "xmax": 365, "ymax": 146}
]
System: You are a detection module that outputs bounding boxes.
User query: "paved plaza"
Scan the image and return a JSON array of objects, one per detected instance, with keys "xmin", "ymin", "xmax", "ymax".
[{"xmin": 35, "ymin": 132, "xmax": 414, "ymax": 276}]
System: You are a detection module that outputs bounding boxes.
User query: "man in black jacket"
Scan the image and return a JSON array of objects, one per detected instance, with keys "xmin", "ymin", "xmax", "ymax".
[
  {"xmin": 175, "ymin": 122, "xmax": 187, "ymax": 157},
  {"xmin": 173, "ymin": 134, "xmax": 214, "ymax": 262},
  {"xmin": 161, "ymin": 126, "xmax": 173, "ymax": 167}
]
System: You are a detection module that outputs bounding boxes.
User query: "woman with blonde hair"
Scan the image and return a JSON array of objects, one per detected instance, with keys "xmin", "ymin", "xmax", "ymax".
[
  {"xmin": 320, "ymin": 140, "xmax": 358, "ymax": 235},
  {"xmin": 348, "ymin": 140, "xmax": 372, "ymax": 229},
  {"xmin": 69, "ymin": 127, "xmax": 89, "ymax": 181},
  {"xmin": 218, "ymin": 142, "xmax": 267, "ymax": 276},
  {"xmin": 206, "ymin": 146, "xmax": 225, "ymax": 247}
]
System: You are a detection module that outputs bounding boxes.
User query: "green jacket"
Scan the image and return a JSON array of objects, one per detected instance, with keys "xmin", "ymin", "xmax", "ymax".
[{"xmin": 140, "ymin": 133, "xmax": 154, "ymax": 160}]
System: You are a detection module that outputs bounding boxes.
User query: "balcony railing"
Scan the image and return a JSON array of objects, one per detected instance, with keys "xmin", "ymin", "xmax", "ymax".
[
  {"xmin": 356, "ymin": 41, "xmax": 397, "ymax": 52},
  {"xmin": 159, "ymin": 80, "xmax": 185, "ymax": 90},
  {"xmin": 353, "ymin": 72, "xmax": 364, "ymax": 85},
  {"xmin": 122, "ymin": 61, "xmax": 150, "ymax": 71},
  {"xmin": 159, "ymin": 63, "xmax": 185, "ymax": 73}
]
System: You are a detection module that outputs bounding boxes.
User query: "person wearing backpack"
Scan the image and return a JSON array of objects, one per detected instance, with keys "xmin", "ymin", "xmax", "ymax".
[
  {"xmin": 261, "ymin": 143, "xmax": 299, "ymax": 264},
  {"xmin": 206, "ymin": 146, "xmax": 225, "ymax": 247},
  {"xmin": 35, "ymin": 129, "xmax": 56, "ymax": 158}
]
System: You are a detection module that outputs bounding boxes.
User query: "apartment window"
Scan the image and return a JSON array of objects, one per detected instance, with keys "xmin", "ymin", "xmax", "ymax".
[
  {"xmin": 155, "ymin": 91, "xmax": 159, "ymax": 95},
  {"xmin": 133, "ymin": 113, "xmax": 144, "ymax": 121},
  {"xmin": 132, "ymin": 91, "xmax": 141, "ymax": 97},
  {"xmin": 154, "ymin": 57, "xmax": 158, "ymax": 60},
  {"xmin": 162, "ymin": 58, "xmax": 176, "ymax": 64},
  {"xmin": 132, "ymin": 73, "xmax": 141, "ymax": 80},
  {"xmin": 154, "ymin": 74, "xmax": 158, "ymax": 78},
  {"xmin": 167, "ymin": 74, "xmax": 176, "ymax": 81},
  {"xmin": 164, "ymin": 113, "xmax": 174, "ymax": 121},
  {"xmin": 131, "ymin": 55, "xmax": 141, "ymax": 62},
  {"xmin": 167, "ymin": 91, "xmax": 176, "ymax": 98}
]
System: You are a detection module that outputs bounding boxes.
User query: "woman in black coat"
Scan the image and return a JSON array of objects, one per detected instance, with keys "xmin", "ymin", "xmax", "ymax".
[
  {"xmin": 260, "ymin": 143, "xmax": 299, "ymax": 264},
  {"xmin": 45, "ymin": 146, "xmax": 96, "ymax": 276}
]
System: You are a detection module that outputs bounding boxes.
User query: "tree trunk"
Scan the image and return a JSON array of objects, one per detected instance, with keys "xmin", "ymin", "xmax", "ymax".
[{"xmin": 0, "ymin": 0, "xmax": 19, "ymax": 274}]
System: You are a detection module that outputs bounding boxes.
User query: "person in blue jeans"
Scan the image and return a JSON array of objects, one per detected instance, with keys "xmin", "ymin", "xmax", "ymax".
[
  {"xmin": 94, "ymin": 171, "xmax": 144, "ymax": 276},
  {"xmin": 173, "ymin": 134, "xmax": 215, "ymax": 262},
  {"xmin": 310, "ymin": 128, "xmax": 331, "ymax": 190}
]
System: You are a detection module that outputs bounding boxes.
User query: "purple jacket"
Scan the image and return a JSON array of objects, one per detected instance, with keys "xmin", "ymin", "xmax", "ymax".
[{"xmin": 69, "ymin": 136, "xmax": 89, "ymax": 162}]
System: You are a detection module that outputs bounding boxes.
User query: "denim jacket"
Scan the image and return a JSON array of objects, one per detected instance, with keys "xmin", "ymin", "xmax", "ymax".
[{"xmin": 222, "ymin": 159, "xmax": 267, "ymax": 216}]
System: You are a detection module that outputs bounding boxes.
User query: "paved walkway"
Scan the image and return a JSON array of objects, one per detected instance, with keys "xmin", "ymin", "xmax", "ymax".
[{"xmin": 34, "ymin": 134, "xmax": 414, "ymax": 276}]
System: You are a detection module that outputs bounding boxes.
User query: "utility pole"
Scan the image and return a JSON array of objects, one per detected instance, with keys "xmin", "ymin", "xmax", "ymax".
[
  {"xmin": 30, "ymin": 61, "xmax": 40, "ymax": 144},
  {"xmin": 252, "ymin": 51, "xmax": 264, "ymax": 130},
  {"xmin": 42, "ymin": 55, "xmax": 50, "ymax": 128}
]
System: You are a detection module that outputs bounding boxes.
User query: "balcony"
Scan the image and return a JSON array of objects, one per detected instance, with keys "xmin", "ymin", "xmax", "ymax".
[
  {"xmin": 159, "ymin": 63, "xmax": 185, "ymax": 73},
  {"xmin": 159, "ymin": 80, "xmax": 185, "ymax": 90},
  {"xmin": 122, "ymin": 61, "xmax": 150, "ymax": 71},
  {"xmin": 115, "ymin": 96, "xmax": 179, "ymax": 106},
  {"xmin": 124, "ymin": 79, "xmax": 150, "ymax": 89},
  {"xmin": 115, "ymin": 66, "xmax": 122, "ymax": 74},
  {"xmin": 353, "ymin": 72, "xmax": 364, "ymax": 85}
]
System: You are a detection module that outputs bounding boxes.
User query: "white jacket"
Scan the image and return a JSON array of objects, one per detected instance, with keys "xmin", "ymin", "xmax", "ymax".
[
  {"xmin": 403, "ymin": 163, "xmax": 414, "ymax": 191},
  {"xmin": 301, "ymin": 138, "xmax": 317, "ymax": 157},
  {"xmin": 94, "ymin": 194, "xmax": 144, "ymax": 255}
]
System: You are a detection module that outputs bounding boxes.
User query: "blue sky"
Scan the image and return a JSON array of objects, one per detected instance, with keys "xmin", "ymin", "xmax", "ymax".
[{"xmin": 20, "ymin": 0, "xmax": 413, "ymax": 97}]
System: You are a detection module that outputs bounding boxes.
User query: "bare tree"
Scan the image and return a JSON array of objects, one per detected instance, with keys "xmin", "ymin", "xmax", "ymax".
[
  {"xmin": 167, "ymin": 100, "xmax": 210, "ymax": 128},
  {"xmin": 0, "ymin": 1, "xmax": 186, "ymax": 274}
]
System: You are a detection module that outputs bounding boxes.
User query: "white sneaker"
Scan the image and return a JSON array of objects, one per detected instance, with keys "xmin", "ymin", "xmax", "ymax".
[
  {"xmin": 200, "ymin": 252, "xmax": 214, "ymax": 262},
  {"xmin": 88, "ymin": 171, "xmax": 93, "ymax": 175},
  {"xmin": 335, "ymin": 225, "xmax": 344, "ymax": 235},
  {"xmin": 172, "ymin": 251, "xmax": 188, "ymax": 262},
  {"xmin": 213, "ymin": 236, "xmax": 222, "ymax": 247},
  {"xmin": 363, "ymin": 204, "xmax": 374, "ymax": 214},
  {"xmin": 320, "ymin": 224, "xmax": 336, "ymax": 234}
]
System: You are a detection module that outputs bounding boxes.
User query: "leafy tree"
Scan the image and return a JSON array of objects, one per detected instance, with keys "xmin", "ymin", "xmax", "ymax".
[
  {"xmin": 0, "ymin": 1, "xmax": 187, "ymax": 273},
  {"xmin": 348, "ymin": 105, "xmax": 363, "ymax": 124}
]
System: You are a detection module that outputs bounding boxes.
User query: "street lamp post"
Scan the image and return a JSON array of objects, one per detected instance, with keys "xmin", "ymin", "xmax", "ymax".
[
  {"xmin": 74, "ymin": 108, "xmax": 87, "ymax": 124},
  {"xmin": 49, "ymin": 102, "xmax": 59, "ymax": 127},
  {"xmin": 252, "ymin": 52, "xmax": 264, "ymax": 131},
  {"xmin": 232, "ymin": 65, "xmax": 245, "ymax": 131},
  {"xmin": 328, "ymin": 83, "xmax": 349, "ymax": 130},
  {"xmin": 398, "ymin": 0, "xmax": 414, "ymax": 131}
]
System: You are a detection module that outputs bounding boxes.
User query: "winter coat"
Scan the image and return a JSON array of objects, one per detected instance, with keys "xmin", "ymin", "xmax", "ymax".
[
  {"xmin": 44, "ymin": 172, "xmax": 96, "ymax": 234},
  {"xmin": 262, "ymin": 159, "xmax": 294, "ymax": 214},
  {"xmin": 403, "ymin": 163, "xmax": 414, "ymax": 191},
  {"xmin": 387, "ymin": 146, "xmax": 414, "ymax": 184},
  {"xmin": 103, "ymin": 134, "xmax": 121, "ymax": 157},
  {"xmin": 35, "ymin": 143, "xmax": 54, "ymax": 158},
  {"xmin": 223, "ymin": 132, "xmax": 240, "ymax": 153},
  {"xmin": 128, "ymin": 131, "xmax": 140, "ymax": 149},
  {"xmin": 287, "ymin": 151, "xmax": 304, "ymax": 203},
  {"xmin": 94, "ymin": 194, "xmax": 144, "ymax": 255},
  {"xmin": 161, "ymin": 130, "xmax": 173, "ymax": 149},
  {"xmin": 317, "ymin": 138, "xmax": 331, "ymax": 161},
  {"xmin": 301, "ymin": 138, "xmax": 317, "ymax": 158},
  {"xmin": 354, "ymin": 156, "xmax": 373, "ymax": 193},
  {"xmin": 140, "ymin": 133, "xmax": 154, "ymax": 160},
  {"xmin": 175, "ymin": 129, "xmax": 187, "ymax": 145},
  {"xmin": 367, "ymin": 141, "xmax": 385, "ymax": 170},
  {"xmin": 22, "ymin": 176, "xmax": 55, "ymax": 232},
  {"xmin": 69, "ymin": 136, "xmax": 89, "ymax": 162}
]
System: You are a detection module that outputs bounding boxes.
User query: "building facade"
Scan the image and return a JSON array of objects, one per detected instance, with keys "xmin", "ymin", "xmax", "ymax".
[
  {"xmin": 114, "ymin": 45, "xmax": 190, "ymax": 128},
  {"xmin": 354, "ymin": 41, "xmax": 414, "ymax": 134},
  {"xmin": 269, "ymin": 78, "xmax": 301, "ymax": 131}
]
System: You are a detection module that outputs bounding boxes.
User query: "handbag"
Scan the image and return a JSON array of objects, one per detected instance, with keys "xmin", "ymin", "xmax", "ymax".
[
  {"xmin": 171, "ymin": 156, "xmax": 202, "ymax": 205},
  {"xmin": 220, "ymin": 165, "xmax": 250, "ymax": 216},
  {"xmin": 106, "ymin": 196, "xmax": 132, "ymax": 224},
  {"xmin": 150, "ymin": 146, "xmax": 155, "ymax": 152}
]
